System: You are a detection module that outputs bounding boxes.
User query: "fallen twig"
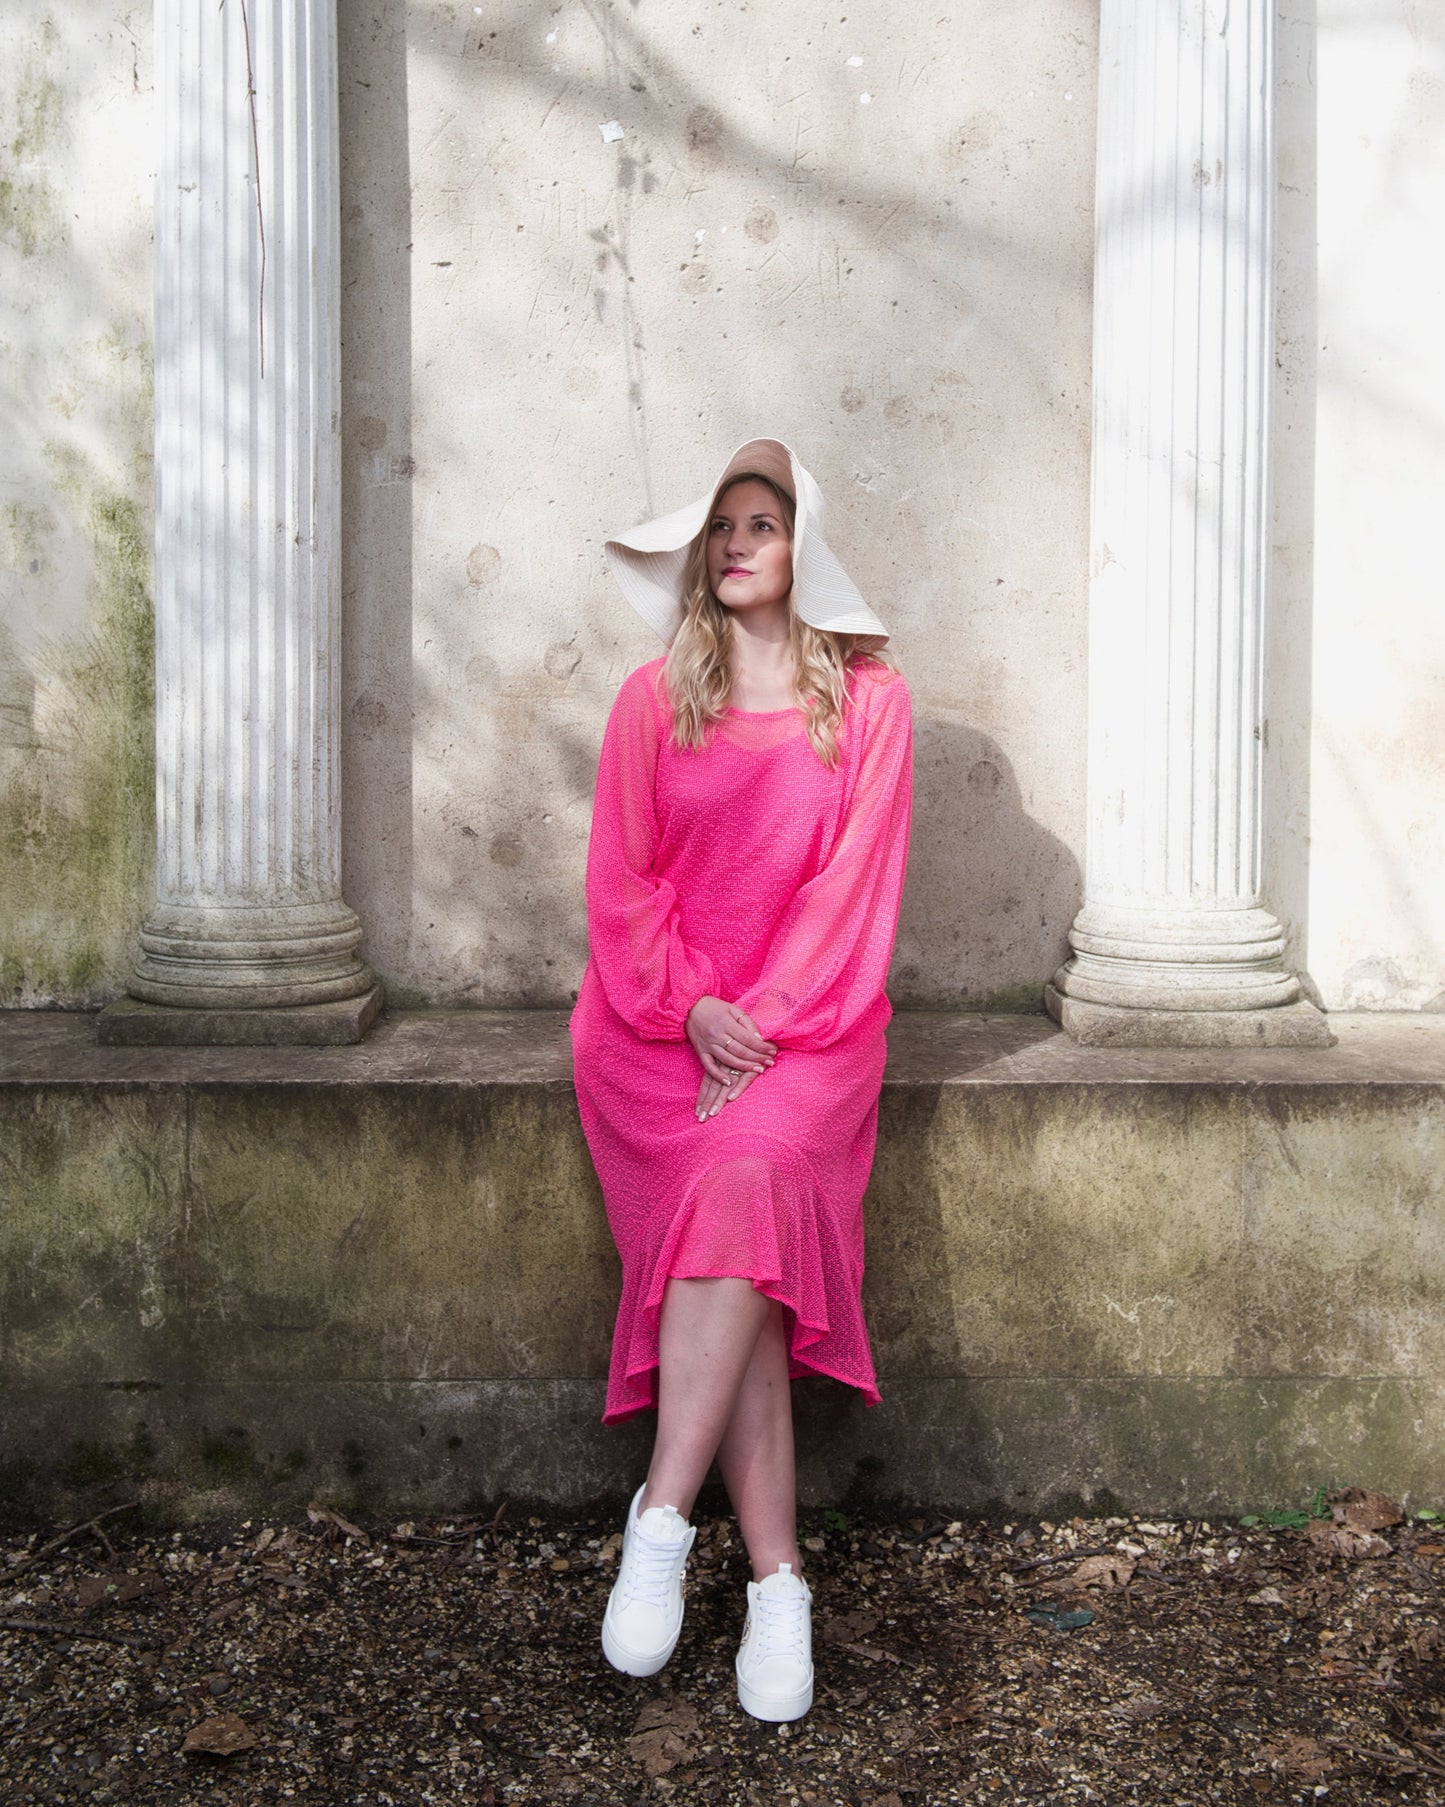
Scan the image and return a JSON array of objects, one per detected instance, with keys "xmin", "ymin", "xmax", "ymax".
[
  {"xmin": 1328, "ymin": 1739, "xmax": 1445, "ymax": 1782},
  {"xmin": 1, "ymin": 1616, "xmax": 163, "ymax": 1652},
  {"xmin": 1011, "ymin": 1543, "xmax": 1116, "ymax": 1576},
  {"xmin": 306, "ymin": 1504, "xmax": 369, "ymax": 1545},
  {"xmin": 5, "ymin": 1503, "xmax": 142, "ymax": 1579}
]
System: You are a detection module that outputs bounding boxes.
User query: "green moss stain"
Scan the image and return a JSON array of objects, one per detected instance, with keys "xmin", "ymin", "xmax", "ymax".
[
  {"xmin": 9, "ymin": 15, "xmax": 62, "ymax": 160},
  {"xmin": 197, "ymin": 1427, "xmax": 259, "ymax": 1485},
  {"xmin": 1, "ymin": 15, "xmax": 67, "ymax": 258},
  {"xmin": 54, "ymin": 1437, "xmax": 129, "ymax": 1490},
  {"xmin": 0, "ymin": 457, "xmax": 155, "ymax": 1005}
]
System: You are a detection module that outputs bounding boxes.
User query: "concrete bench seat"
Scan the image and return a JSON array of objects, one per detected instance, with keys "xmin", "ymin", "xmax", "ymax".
[{"xmin": 2, "ymin": 1010, "xmax": 1442, "ymax": 1519}]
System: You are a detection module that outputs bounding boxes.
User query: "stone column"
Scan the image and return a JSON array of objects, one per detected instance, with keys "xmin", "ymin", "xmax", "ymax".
[
  {"xmin": 104, "ymin": 0, "xmax": 380, "ymax": 1044},
  {"xmin": 1048, "ymin": 0, "xmax": 1329, "ymax": 1047}
]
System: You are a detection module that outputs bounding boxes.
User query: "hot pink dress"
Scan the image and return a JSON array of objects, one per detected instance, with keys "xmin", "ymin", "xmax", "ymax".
[{"xmin": 570, "ymin": 655, "xmax": 913, "ymax": 1423}]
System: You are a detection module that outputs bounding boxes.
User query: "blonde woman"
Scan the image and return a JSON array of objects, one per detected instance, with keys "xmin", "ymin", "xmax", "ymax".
[{"xmin": 570, "ymin": 439, "xmax": 912, "ymax": 1720}]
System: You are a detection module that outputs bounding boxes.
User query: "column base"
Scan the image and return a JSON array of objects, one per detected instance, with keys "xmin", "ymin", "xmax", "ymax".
[
  {"xmin": 1044, "ymin": 986, "xmax": 1335, "ymax": 1049},
  {"xmin": 97, "ymin": 985, "xmax": 385, "ymax": 1048},
  {"xmin": 129, "ymin": 900, "xmax": 375, "ymax": 1010}
]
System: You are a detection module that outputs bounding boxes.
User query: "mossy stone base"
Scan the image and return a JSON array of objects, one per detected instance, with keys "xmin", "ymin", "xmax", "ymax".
[
  {"xmin": 1047, "ymin": 986, "xmax": 1335, "ymax": 1048},
  {"xmin": 96, "ymin": 985, "xmax": 385, "ymax": 1046},
  {"xmin": 2, "ymin": 1008, "xmax": 1442, "ymax": 1518}
]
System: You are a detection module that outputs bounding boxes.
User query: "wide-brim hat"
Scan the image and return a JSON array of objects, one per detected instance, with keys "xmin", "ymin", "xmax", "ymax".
[{"xmin": 603, "ymin": 437, "xmax": 889, "ymax": 646}]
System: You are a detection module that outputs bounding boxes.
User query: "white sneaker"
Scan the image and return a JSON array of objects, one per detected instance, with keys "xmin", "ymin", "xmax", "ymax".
[
  {"xmin": 600, "ymin": 1484, "xmax": 696, "ymax": 1677},
  {"xmin": 735, "ymin": 1562, "xmax": 814, "ymax": 1721}
]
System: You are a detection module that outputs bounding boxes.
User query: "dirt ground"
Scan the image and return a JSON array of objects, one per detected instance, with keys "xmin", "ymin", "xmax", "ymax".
[{"xmin": 3, "ymin": 1490, "xmax": 1444, "ymax": 1807}]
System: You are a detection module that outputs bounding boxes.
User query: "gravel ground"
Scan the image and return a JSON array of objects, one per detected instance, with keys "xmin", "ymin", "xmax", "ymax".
[{"xmin": 3, "ymin": 1490, "xmax": 1444, "ymax": 1806}]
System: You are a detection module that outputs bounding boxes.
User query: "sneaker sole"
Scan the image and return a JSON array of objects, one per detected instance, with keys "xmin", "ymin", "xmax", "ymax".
[
  {"xmin": 601, "ymin": 1613, "xmax": 680, "ymax": 1678},
  {"xmin": 735, "ymin": 1664, "xmax": 814, "ymax": 1722}
]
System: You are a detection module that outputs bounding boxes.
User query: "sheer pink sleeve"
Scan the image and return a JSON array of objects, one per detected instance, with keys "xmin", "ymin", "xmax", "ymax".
[
  {"xmin": 735, "ymin": 668, "xmax": 913, "ymax": 1051},
  {"xmin": 585, "ymin": 665, "xmax": 717, "ymax": 1040}
]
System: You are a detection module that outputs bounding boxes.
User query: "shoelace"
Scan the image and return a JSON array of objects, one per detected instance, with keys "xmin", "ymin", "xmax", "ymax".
[
  {"xmin": 617, "ymin": 1529, "xmax": 686, "ymax": 1611},
  {"xmin": 750, "ymin": 1586, "xmax": 808, "ymax": 1661}
]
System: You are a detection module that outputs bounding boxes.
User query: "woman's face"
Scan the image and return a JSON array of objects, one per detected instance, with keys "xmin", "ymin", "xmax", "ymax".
[{"xmin": 706, "ymin": 479, "xmax": 793, "ymax": 619}]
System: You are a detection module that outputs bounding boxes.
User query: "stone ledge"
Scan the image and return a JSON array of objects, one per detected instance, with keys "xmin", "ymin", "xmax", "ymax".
[{"xmin": 4, "ymin": 1006, "xmax": 1443, "ymax": 1087}]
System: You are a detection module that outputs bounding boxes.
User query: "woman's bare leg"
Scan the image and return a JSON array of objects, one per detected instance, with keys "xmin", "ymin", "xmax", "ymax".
[
  {"xmin": 715, "ymin": 1300, "xmax": 803, "ymax": 1580},
  {"xmin": 641, "ymin": 1276, "xmax": 771, "ymax": 1520}
]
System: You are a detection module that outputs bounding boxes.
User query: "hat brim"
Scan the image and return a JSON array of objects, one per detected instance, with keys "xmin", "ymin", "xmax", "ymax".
[{"xmin": 604, "ymin": 438, "xmax": 889, "ymax": 646}]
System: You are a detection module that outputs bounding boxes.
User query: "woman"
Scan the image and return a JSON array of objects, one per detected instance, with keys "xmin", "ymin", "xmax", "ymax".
[{"xmin": 570, "ymin": 438, "xmax": 912, "ymax": 1722}]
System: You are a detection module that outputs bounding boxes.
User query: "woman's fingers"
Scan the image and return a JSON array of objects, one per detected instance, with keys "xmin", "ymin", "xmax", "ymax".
[
  {"xmin": 695, "ymin": 1072, "xmax": 734, "ymax": 1119},
  {"xmin": 727, "ymin": 1009, "xmax": 778, "ymax": 1060},
  {"xmin": 698, "ymin": 1048, "xmax": 737, "ymax": 1085},
  {"xmin": 725, "ymin": 1066, "xmax": 761, "ymax": 1105},
  {"xmin": 695, "ymin": 1060, "xmax": 765, "ymax": 1119}
]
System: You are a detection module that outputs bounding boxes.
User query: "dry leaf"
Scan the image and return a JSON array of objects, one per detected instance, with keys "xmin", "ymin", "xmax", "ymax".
[
  {"xmin": 182, "ymin": 1713, "xmax": 258, "ymax": 1758},
  {"xmin": 1108, "ymin": 1693, "xmax": 1165, "ymax": 1722},
  {"xmin": 1071, "ymin": 1553, "xmax": 1136, "ymax": 1589},
  {"xmin": 306, "ymin": 1504, "xmax": 369, "ymax": 1545},
  {"xmin": 1307, "ymin": 1521, "xmax": 1391, "ymax": 1560},
  {"xmin": 1328, "ymin": 1488, "xmax": 1403, "ymax": 1533},
  {"xmin": 821, "ymin": 1610, "xmax": 879, "ymax": 1645},
  {"xmin": 1259, "ymin": 1732, "xmax": 1334, "ymax": 1783},
  {"xmin": 626, "ymin": 1699, "xmax": 698, "ymax": 1778},
  {"xmin": 76, "ymin": 1573, "xmax": 150, "ymax": 1608}
]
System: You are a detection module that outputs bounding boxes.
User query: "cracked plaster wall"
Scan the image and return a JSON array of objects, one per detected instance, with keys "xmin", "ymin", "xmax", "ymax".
[
  {"xmin": 1297, "ymin": 2, "xmax": 1445, "ymax": 1012},
  {"xmin": 2, "ymin": 1, "xmax": 1441, "ymax": 1017},
  {"xmin": 0, "ymin": 4, "xmax": 153, "ymax": 1006}
]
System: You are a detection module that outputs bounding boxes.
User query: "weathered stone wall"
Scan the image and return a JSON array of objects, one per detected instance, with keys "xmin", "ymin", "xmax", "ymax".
[
  {"xmin": 0, "ymin": 6, "xmax": 154, "ymax": 1005},
  {"xmin": 3, "ymin": 1011, "xmax": 1442, "ymax": 1518},
  {"xmin": 341, "ymin": 0, "xmax": 1096, "ymax": 1012},
  {"xmin": 1, "ymin": 1, "xmax": 1441, "ymax": 1016},
  {"xmin": 1302, "ymin": 3, "xmax": 1445, "ymax": 1010}
]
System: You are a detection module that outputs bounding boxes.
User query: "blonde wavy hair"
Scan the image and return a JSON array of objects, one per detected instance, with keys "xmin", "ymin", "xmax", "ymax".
[{"xmin": 661, "ymin": 473, "xmax": 888, "ymax": 769}]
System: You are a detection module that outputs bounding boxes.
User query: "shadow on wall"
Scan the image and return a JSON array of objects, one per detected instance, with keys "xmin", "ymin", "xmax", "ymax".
[
  {"xmin": 894, "ymin": 711, "xmax": 1081, "ymax": 1011},
  {"xmin": 403, "ymin": 650, "xmax": 601, "ymax": 1006},
  {"xmin": 374, "ymin": 0, "xmax": 1096, "ymax": 1007},
  {"xmin": 1267, "ymin": 0, "xmax": 1319, "ymax": 1006},
  {"xmin": 340, "ymin": 1, "xmax": 416, "ymax": 989}
]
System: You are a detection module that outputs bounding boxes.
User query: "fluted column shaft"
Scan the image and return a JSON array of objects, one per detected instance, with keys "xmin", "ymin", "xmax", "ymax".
[
  {"xmin": 1053, "ymin": 0, "xmax": 1303, "ymax": 1020},
  {"xmin": 132, "ymin": 0, "xmax": 372, "ymax": 1009}
]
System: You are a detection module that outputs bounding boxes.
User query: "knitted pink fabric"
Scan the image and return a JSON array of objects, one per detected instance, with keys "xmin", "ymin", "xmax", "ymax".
[{"xmin": 571, "ymin": 656, "xmax": 913, "ymax": 1423}]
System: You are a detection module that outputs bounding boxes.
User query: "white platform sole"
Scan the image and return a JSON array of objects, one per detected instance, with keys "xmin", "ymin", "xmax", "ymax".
[
  {"xmin": 735, "ymin": 1663, "xmax": 814, "ymax": 1722},
  {"xmin": 601, "ymin": 1612, "xmax": 680, "ymax": 1678}
]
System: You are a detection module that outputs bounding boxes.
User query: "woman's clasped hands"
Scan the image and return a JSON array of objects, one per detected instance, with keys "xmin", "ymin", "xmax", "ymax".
[{"xmin": 685, "ymin": 996, "xmax": 777, "ymax": 1121}]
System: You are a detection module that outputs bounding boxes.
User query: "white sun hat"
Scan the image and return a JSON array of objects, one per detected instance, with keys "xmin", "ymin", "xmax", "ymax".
[{"xmin": 603, "ymin": 437, "xmax": 889, "ymax": 646}]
